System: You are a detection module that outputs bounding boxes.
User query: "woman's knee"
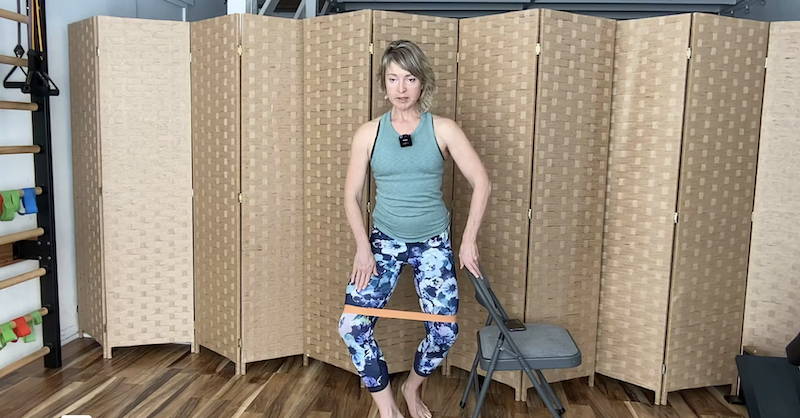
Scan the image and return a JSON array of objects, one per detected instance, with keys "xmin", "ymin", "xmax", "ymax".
[
  {"xmin": 338, "ymin": 312, "xmax": 371, "ymax": 343},
  {"xmin": 338, "ymin": 313, "xmax": 356, "ymax": 341},
  {"xmin": 433, "ymin": 322, "xmax": 459, "ymax": 350}
]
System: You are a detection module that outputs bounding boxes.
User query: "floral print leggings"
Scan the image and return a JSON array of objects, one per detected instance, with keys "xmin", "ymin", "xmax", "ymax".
[{"xmin": 338, "ymin": 227, "xmax": 459, "ymax": 392}]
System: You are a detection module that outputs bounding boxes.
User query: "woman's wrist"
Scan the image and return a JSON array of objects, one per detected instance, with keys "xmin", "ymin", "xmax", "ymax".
[
  {"xmin": 356, "ymin": 236, "xmax": 371, "ymax": 252},
  {"xmin": 462, "ymin": 229, "xmax": 478, "ymax": 243}
]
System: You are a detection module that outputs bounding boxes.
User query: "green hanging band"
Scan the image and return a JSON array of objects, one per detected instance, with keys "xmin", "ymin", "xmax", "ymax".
[
  {"xmin": 0, "ymin": 323, "xmax": 17, "ymax": 348},
  {"xmin": 0, "ymin": 191, "xmax": 21, "ymax": 221},
  {"xmin": 24, "ymin": 311, "xmax": 43, "ymax": 343},
  {"xmin": 31, "ymin": 310, "xmax": 42, "ymax": 325}
]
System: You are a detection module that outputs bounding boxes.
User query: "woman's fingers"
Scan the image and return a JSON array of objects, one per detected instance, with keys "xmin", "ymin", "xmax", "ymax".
[
  {"xmin": 362, "ymin": 268, "xmax": 371, "ymax": 290},
  {"xmin": 460, "ymin": 260, "xmax": 478, "ymax": 277},
  {"xmin": 356, "ymin": 268, "xmax": 364, "ymax": 290},
  {"xmin": 468, "ymin": 260, "xmax": 481, "ymax": 278},
  {"xmin": 355, "ymin": 263, "xmax": 373, "ymax": 291}
]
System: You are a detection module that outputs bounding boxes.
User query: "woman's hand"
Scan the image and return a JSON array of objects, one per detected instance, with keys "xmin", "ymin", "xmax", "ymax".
[
  {"xmin": 459, "ymin": 238, "xmax": 482, "ymax": 278},
  {"xmin": 351, "ymin": 247, "xmax": 378, "ymax": 291}
]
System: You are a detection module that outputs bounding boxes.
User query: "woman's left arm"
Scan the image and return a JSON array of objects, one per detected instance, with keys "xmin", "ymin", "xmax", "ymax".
[{"xmin": 437, "ymin": 117, "xmax": 491, "ymax": 278}]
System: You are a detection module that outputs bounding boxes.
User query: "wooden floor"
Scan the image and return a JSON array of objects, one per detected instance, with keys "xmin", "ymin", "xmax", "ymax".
[{"xmin": 0, "ymin": 338, "xmax": 748, "ymax": 418}]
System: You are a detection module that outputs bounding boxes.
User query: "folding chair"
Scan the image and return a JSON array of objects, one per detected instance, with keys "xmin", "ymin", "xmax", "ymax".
[{"xmin": 459, "ymin": 268, "xmax": 581, "ymax": 418}]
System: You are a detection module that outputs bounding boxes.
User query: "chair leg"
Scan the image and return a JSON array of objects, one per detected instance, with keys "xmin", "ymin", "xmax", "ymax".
[
  {"xmin": 535, "ymin": 369, "xmax": 565, "ymax": 413},
  {"xmin": 472, "ymin": 341, "xmax": 502, "ymax": 418},
  {"xmin": 520, "ymin": 365, "xmax": 563, "ymax": 418},
  {"xmin": 471, "ymin": 363, "xmax": 481, "ymax": 406},
  {"xmin": 460, "ymin": 353, "xmax": 481, "ymax": 408}
]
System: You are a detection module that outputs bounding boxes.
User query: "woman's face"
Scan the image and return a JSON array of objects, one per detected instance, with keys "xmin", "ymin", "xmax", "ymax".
[{"xmin": 385, "ymin": 61, "xmax": 422, "ymax": 112}]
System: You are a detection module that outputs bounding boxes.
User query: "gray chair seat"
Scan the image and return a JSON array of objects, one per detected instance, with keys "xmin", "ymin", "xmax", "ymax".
[{"xmin": 478, "ymin": 323, "xmax": 581, "ymax": 371}]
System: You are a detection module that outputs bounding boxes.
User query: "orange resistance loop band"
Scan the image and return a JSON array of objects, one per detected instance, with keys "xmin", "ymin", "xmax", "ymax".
[{"xmin": 343, "ymin": 305, "xmax": 456, "ymax": 323}]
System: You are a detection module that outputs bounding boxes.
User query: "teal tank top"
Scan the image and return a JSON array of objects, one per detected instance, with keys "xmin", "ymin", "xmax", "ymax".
[{"xmin": 370, "ymin": 111, "xmax": 450, "ymax": 242}]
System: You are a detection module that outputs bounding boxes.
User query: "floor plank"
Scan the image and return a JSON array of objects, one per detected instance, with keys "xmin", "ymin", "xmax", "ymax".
[{"xmin": 0, "ymin": 340, "xmax": 748, "ymax": 418}]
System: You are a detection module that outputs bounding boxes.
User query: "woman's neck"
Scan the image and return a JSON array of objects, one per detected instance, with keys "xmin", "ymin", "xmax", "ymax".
[{"xmin": 391, "ymin": 107, "xmax": 421, "ymax": 122}]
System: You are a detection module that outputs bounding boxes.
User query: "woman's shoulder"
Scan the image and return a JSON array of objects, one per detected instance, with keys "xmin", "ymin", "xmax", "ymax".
[
  {"xmin": 430, "ymin": 114, "xmax": 461, "ymax": 134},
  {"xmin": 430, "ymin": 113, "xmax": 452, "ymax": 123},
  {"xmin": 356, "ymin": 115, "xmax": 382, "ymax": 135},
  {"xmin": 351, "ymin": 116, "xmax": 383, "ymax": 149}
]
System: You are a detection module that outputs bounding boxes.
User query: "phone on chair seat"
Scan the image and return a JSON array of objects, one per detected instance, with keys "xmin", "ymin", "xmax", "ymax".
[{"xmin": 504, "ymin": 318, "xmax": 526, "ymax": 332}]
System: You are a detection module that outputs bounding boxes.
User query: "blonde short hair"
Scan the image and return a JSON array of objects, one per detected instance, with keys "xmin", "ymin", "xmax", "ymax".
[{"xmin": 377, "ymin": 40, "xmax": 436, "ymax": 113}]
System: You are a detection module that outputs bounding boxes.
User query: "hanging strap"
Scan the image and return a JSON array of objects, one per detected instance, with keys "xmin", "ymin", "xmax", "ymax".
[
  {"xmin": 19, "ymin": 188, "xmax": 38, "ymax": 215},
  {"xmin": 0, "ymin": 191, "xmax": 21, "ymax": 221},
  {"xmin": 12, "ymin": 317, "xmax": 31, "ymax": 342},
  {"xmin": 23, "ymin": 311, "xmax": 43, "ymax": 343},
  {"xmin": 24, "ymin": 311, "xmax": 42, "ymax": 343},
  {"xmin": 30, "ymin": 310, "xmax": 42, "ymax": 326},
  {"xmin": 0, "ymin": 323, "xmax": 17, "ymax": 348}
]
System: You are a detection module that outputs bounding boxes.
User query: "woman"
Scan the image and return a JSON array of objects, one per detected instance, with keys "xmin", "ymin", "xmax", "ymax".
[{"xmin": 338, "ymin": 40, "xmax": 491, "ymax": 418}]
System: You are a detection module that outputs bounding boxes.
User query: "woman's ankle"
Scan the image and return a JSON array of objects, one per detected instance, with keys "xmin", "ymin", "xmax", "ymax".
[
  {"xmin": 371, "ymin": 383, "xmax": 402, "ymax": 417},
  {"xmin": 402, "ymin": 369, "xmax": 427, "ymax": 392}
]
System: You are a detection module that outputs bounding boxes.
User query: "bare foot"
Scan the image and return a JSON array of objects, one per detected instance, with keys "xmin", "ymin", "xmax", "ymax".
[{"xmin": 402, "ymin": 381, "xmax": 432, "ymax": 418}]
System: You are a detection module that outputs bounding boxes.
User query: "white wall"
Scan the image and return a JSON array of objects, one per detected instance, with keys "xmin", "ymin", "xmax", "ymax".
[
  {"xmin": 226, "ymin": 0, "xmax": 257, "ymax": 14},
  {"xmin": 0, "ymin": 0, "xmax": 224, "ymax": 370}
]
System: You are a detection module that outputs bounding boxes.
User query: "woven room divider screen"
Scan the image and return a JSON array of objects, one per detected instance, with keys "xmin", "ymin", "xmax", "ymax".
[
  {"xmin": 303, "ymin": 10, "xmax": 372, "ymax": 375},
  {"xmin": 192, "ymin": 14, "xmax": 304, "ymax": 375},
  {"xmin": 69, "ymin": 16, "xmax": 194, "ymax": 359},
  {"xmin": 451, "ymin": 10, "xmax": 542, "ymax": 399},
  {"xmin": 742, "ymin": 22, "xmax": 800, "ymax": 358},
  {"xmin": 598, "ymin": 13, "xmax": 769, "ymax": 405},
  {"xmin": 451, "ymin": 9, "xmax": 615, "ymax": 400},
  {"xmin": 523, "ymin": 8, "xmax": 615, "ymax": 395}
]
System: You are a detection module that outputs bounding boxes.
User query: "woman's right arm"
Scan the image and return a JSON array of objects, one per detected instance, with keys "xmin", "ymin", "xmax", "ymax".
[{"xmin": 344, "ymin": 120, "xmax": 379, "ymax": 290}]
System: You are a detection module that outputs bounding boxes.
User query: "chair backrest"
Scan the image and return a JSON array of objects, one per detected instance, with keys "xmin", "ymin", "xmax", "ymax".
[{"xmin": 465, "ymin": 267, "xmax": 510, "ymax": 323}]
